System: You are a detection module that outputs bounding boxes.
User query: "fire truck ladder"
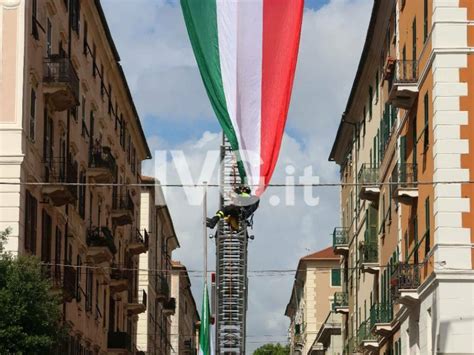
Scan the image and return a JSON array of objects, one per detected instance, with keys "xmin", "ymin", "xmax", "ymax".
[{"xmin": 215, "ymin": 136, "xmax": 249, "ymax": 354}]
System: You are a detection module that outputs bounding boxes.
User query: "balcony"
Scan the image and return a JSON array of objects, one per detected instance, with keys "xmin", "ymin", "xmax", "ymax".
[
  {"xmin": 343, "ymin": 337, "xmax": 357, "ymax": 355},
  {"xmin": 42, "ymin": 158, "xmax": 78, "ymax": 206},
  {"xmin": 370, "ymin": 302, "xmax": 394, "ymax": 336},
  {"xmin": 163, "ymin": 297, "xmax": 176, "ymax": 317},
  {"xmin": 127, "ymin": 289, "xmax": 147, "ymax": 315},
  {"xmin": 62, "ymin": 265, "xmax": 77, "ymax": 302},
  {"xmin": 43, "ymin": 56, "xmax": 79, "ymax": 111},
  {"xmin": 127, "ymin": 229, "xmax": 149, "ymax": 255},
  {"xmin": 359, "ymin": 240, "xmax": 379, "ymax": 274},
  {"xmin": 86, "ymin": 227, "xmax": 116, "ymax": 265},
  {"xmin": 358, "ymin": 164, "xmax": 380, "ymax": 202},
  {"xmin": 111, "ymin": 192, "xmax": 134, "ymax": 226},
  {"xmin": 332, "ymin": 227, "xmax": 349, "ymax": 256},
  {"xmin": 109, "ymin": 267, "xmax": 128, "ymax": 294},
  {"xmin": 357, "ymin": 319, "xmax": 378, "ymax": 351},
  {"xmin": 107, "ymin": 331, "xmax": 131, "ymax": 352},
  {"xmin": 387, "ymin": 60, "xmax": 419, "ymax": 109},
  {"xmin": 332, "ymin": 291, "xmax": 348, "ymax": 314},
  {"xmin": 392, "ymin": 163, "xmax": 418, "ymax": 203},
  {"xmin": 87, "ymin": 146, "xmax": 117, "ymax": 183},
  {"xmin": 156, "ymin": 274, "xmax": 170, "ymax": 302},
  {"xmin": 313, "ymin": 311, "xmax": 342, "ymax": 351},
  {"xmin": 391, "ymin": 263, "xmax": 420, "ymax": 306}
]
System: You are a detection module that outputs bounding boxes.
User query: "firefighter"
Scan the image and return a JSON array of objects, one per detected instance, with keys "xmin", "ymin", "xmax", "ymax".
[{"xmin": 206, "ymin": 185, "xmax": 259, "ymax": 229}]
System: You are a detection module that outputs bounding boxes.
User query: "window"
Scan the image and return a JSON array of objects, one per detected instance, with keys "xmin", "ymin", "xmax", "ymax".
[
  {"xmin": 32, "ymin": 0, "xmax": 39, "ymax": 40},
  {"xmin": 368, "ymin": 86, "xmax": 373, "ymax": 119},
  {"xmin": 29, "ymin": 88, "xmax": 36, "ymax": 141},
  {"xmin": 423, "ymin": 0, "xmax": 429, "ymax": 43},
  {"xmin": 100, "ymin": 64, "xmax": 105, "ymax": 98},
  {"xmin": 46, "ymin": 19, "xmax": 52, "ymax": 57},
  {"xmin": 362, "ymin": 107, "xmax": 366, "ymax": 136},
  {"xmin": 108, "ymin": 85, "xmax": 112, "ymax": 114},
  {"xmin": 131, "ymin": 147, "xmax": 136, "ymax": 174},
  {"xmin": 24, "ymin": 190, "xmax": 38, "ymax": 253},
  {"xmin": 425, "ymin": 197, "xmax": 430, "ymax": 256},
  {"xmin": 331, "ymin": 268, "xmax": 341, "ymax": 287},
  {"xmin": 375, "ymin": 71, "xmax": 379, "ymax": 102},
  {"xmin": 83, "ymin": 21, "xmax": 88, "ymax": 56},
  {"xmin": 79, "ymin": 169, "xmax": 86, "ymax": 219},
  {"xmin": 81, "ymin": 97, "xmax": 88, "ymax": 138},
  {"xmin": 423, "ymin": 93, "xmax": 429, "ymax": 150},
  {"xmin": 41, "ymin": 210, "xmax": 52, "ymax": 264},
  {"xmin": 85, "ymin": 268, "xmax": 93, "ymax": 312},
  {"xmin": 71, "ymin": 0, "xmax": 80, "ymax": 33},
  {"xmin": 76, "ymin": 255, "xmax": 82, "ymax": 302},
  {"xmin": 43, "ymin": 112, "xmax": 54, "ymax": 163},
  {"xmin": 92, "ymin": 43, "xmax": 97, "ymax": 77},
  {"xmin": 412, "ymin": 18, "xmax": 417, "ymax": 61}
]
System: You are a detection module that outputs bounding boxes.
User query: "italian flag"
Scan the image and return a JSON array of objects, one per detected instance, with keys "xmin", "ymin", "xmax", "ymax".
[
  {"xmin": 181, "ymin": 0, "xmax": 304, "ymax": 195},
  {"xmin": 199, "ymin": 282, "xmax": 211, "ymax": 355}
]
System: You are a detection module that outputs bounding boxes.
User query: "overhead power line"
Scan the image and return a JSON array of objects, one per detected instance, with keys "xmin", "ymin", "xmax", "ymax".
[{"xmin": 1, "ymin": 180, "xmax": 474, "ymax": 188}]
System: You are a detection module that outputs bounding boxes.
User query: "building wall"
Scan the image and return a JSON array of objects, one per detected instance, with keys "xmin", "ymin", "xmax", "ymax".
[
  {"xmin": 1, "ymin": 0, "xmax": 150, "ymax": 353},
  {"xmin": 332, "ymin": 0, "xmax": 474, "ymax": 353}
]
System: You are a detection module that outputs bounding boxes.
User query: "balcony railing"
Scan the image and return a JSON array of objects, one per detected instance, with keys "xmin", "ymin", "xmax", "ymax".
[
  {"xmin": 128, "ymin": 229, "xmax": 149, "ymax": 255},
  {"xmin": 391, "ymin": 263, "xmax": 421, "ymax": 300},
  {"xmin": 62, "ymin": 265, "xmax": 76, "ymax": 302},
  {"xmin": 86, "ymin": 227, "xmax": 117, "ymax": 255},
  {"xmin": 43, "ymin": 56, "xmax": 79, "ymax": 111},
  {"xmin": 333, "ymin": 227, "xmax": 349, "ymax": 248},
  {"xmin": 112, "ymin": 192, "xmax": 134, "ymax": 213},
  {"xmin": 357, "ymin": 319, "xmax": 377, "ymax": 344},
  {"xmin": 360, "ymin": 240, "xmax": 378, "ymax": 264},
  {"xmin": 89, "ymin": 146, "xmax": 116, "ymax": 172},
  {"xmin": 369, "ymin": 302, "xmax": 393, "ymax": 328},
  {"xmin": 156, "ymin": 274, "xmax": 170, "ymax": 301},
  {"xmin": 358, "ymin": 164, "xmax": 379, "ymax": 185},
  {"xmin": 333, "ymin": 292, "xmax": 348, "ymax": 310},
  {"xmin": 393, "ymin": 60, "xmax": 418, "ymax": 84},
  {"xmin": 43, "ymin": 158, "xmax": 78, "ymax": 206},
  {"xmin": 107, "ymin": 331, "xmax": 131, "ymax": 350},
  {"xmin": 395, "ymin": 163, "xmax": 418, "ymax": 188},
  {"xmin": 163, "ymin": 297, "xmax": 176, "ymax": 316}
]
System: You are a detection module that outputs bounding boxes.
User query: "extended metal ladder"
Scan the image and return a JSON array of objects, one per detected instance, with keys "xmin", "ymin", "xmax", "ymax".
[{"xmin": 215, "ymin": 136, "xmax": 249, "ymax": 354}]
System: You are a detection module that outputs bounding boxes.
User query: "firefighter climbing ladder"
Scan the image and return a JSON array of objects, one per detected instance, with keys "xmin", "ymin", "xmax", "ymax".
[{"xmin": 215, "ymin": 136, "xmax": 249, "ymax": 354}]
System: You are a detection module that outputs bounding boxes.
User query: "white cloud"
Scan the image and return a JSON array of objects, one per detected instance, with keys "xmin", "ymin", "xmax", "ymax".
[{"xmin": 102, "ymin": 0, "xmax": 372, "ymax": 351}]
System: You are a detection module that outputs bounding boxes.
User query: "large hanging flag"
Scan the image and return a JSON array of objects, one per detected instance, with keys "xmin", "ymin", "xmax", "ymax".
[
  {"xmin": 199, "ymin": 282, "xmax": 211, "ymax": 355},
  {"xmin": 181, "ymin": 0, "xmax": 304, "ymax": 195}
]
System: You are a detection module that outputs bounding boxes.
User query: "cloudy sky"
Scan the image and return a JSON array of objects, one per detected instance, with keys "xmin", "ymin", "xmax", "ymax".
[{"xmin": 101, "ymin": 0, "xmax": 372, "ymax": 351}]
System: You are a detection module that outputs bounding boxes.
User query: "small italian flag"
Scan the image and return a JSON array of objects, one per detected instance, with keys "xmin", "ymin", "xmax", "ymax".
[
  {"xmin": 199, "ymin": 282, "xmax": 211, "ymax": 355},
  {"xmin": 181, "ymin": 0, "xmax": 304, "ymax": 195}
]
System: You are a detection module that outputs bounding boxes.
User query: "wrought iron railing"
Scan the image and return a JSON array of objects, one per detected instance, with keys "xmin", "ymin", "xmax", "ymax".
[
  {"xmin": 43, "ymin": 56, "xmax": 79, "ymax": 98},
  {"xmin": 44, "ymin": 157, "xmax": 78, "ymax": 200},
  {"xmin": 89, "ymin": 146, "xmax": 116, "ymax": 173},
  {"xmin": 333, "ymin": 227, "xmax": 349, "ymax": 247},
  {"xmin": 391, "ymin": 263, "xmax": 421, "ymax": 299},
  {"xmin": 360, "ymin": 240, "xmax": 378, "ymax": 263},
  {"xmin": 333, "ymin": 291, "xmax": 348, "ymax": 309},
  {"xmin": 369, "ymin": 302, "xmax": 393, "ymax": 328},
  {"xmin": 358, "ymin": 164, "xmax": 379, "ymax": 186},
  {"xmin": 112, "ymin": 192, "xmax": 134, "ymax": 213},
  {"xmin": 357, "ymin": 319, "xmax": 377, "ymax": 344},
  {"xmin": 86, "ymin": 227, "xmax": 116, "ymax": 254},
  {"xmin": 394, "ymin": 163, "xmax": 418, "ymax": 188},
  {"xmin": 394, "ymin": 60, "xmax": 418, "ymax": 83}
]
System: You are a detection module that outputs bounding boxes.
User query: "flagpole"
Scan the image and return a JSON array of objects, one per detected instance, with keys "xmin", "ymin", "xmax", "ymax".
[{"xmin": 203, "ymin": 181, "xmax": 208, "ymax": 284}]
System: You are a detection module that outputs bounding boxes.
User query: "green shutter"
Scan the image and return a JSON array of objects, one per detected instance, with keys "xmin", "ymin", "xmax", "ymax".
[{"xmin": 331, "ymin": 268, "xmax": 341, "ymax": 286}]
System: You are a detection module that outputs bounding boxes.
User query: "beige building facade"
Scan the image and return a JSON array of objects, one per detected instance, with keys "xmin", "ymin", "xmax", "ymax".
[
  {"xmin": 330, "ymin": 0, "xmax": 474, "ymax": 353},
  {"xmin": 285, "ymin": 247, "xmax": 342, "ymax": 355},
  {"xmin": 137, "ymin": 177, "xmax": 180, "ymax": 355},
  {"xmin": 0, "ymin": 0, "xmax": 153, "ymax": 353},
  {"xmin": 170, "ymin": 261, "xmax": 200, "ymax": 355}
]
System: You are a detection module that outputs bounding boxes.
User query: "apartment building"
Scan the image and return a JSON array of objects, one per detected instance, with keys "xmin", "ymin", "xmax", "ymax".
[
  {"xmin": 329, "ymin": 0, "xmax": 474, "ymax": 353},
  {"xmin": 137, "ymin": 177, "xmax": 180, "ymax": 355},
  {"xmin": 169, "ymin": 261, "xmax": 200, "ymax": 355},
  {"xmin": 285, "ymin": 247, "xmax": 342, "ymax": 355},
  {"xmin": 0, "ymin": 0, "xmax": 152, "ymax": 353}
]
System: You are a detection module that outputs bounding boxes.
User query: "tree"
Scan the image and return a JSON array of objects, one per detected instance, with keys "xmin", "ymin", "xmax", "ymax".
[
  {"xmin": 0, "ymin": 228, "xmax": 65, "ymax": 354},
  {"xmin": 253, "ymin": 343, "xmax": 290, "ymax": 355}
]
